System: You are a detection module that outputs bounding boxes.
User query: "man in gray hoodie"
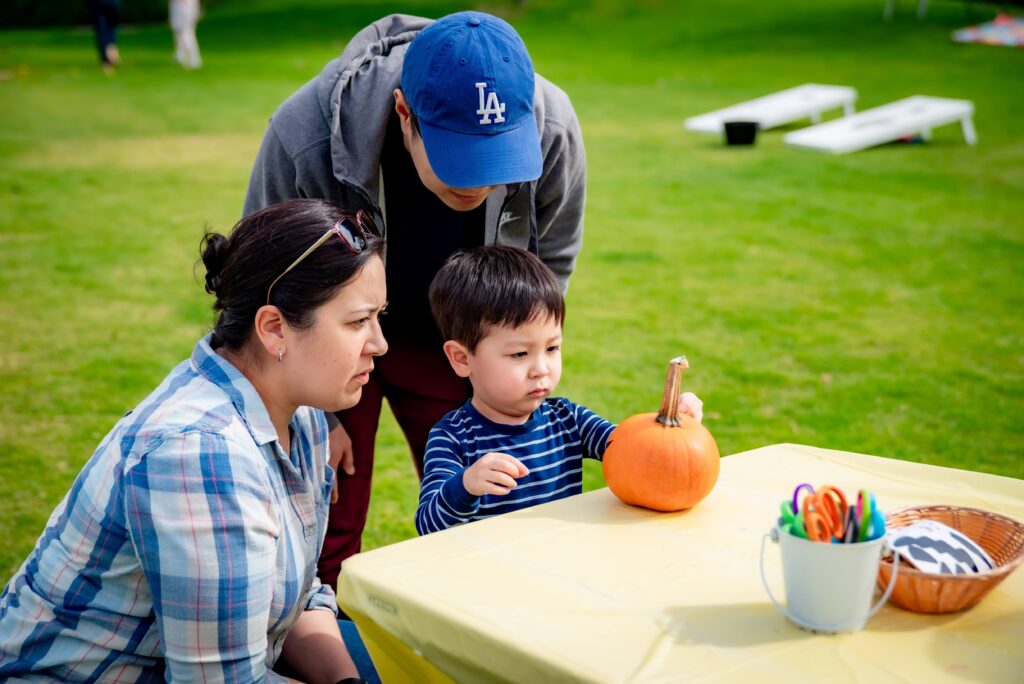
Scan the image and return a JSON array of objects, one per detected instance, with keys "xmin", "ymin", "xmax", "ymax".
[{"xmin": 244, "ymin": 11, "xmax": 586, "ymax": 589}]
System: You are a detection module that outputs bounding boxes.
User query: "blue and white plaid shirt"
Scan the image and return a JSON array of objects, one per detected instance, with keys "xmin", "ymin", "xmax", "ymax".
[{"xmin": 0, "ymin": 335, "xmax": 337, "ymax": 682}]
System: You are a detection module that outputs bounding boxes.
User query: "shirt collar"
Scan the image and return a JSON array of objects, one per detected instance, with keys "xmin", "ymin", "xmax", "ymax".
[
  {"xmin": 190, "ymin": 334, "xmax": 279, "ymax": 447},
  {"xmin": 462, "ymin": 398, "xmax": 545, "ymax": 435}
]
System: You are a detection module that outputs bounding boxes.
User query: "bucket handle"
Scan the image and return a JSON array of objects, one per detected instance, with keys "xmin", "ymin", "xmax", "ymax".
[{"xmin": 759, "ymin": 528, "xmax": 899, "ymax": 633}]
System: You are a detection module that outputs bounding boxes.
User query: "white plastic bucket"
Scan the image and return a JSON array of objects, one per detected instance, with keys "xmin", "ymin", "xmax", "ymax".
[{"xmin": 760, "ymin": 527, "xmax": 899, "ymax": 633}]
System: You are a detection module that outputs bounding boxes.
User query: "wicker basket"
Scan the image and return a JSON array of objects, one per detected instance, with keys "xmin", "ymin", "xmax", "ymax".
[{"xmin": 877, "ymin": 505, "xmax": 1024, "ymax": 613}]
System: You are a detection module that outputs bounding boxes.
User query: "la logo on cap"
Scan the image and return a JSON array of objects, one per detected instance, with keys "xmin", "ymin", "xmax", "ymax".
[{"xmin": 475, "ymin": 82, "xmax": 506, "ymax": 125}]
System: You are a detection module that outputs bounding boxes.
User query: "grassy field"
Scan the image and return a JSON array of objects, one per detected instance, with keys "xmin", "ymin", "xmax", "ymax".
[{"xmin": 1, "ymin": 0, "xmax": 1022, "ymax": 581}]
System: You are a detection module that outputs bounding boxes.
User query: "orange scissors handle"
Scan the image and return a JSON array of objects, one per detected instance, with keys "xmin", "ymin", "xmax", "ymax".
[
  {"xmin": 817, "ymin": 486, "xmax": 848, "ymax": 518},
  {"xmin": 802, "ymin": 490, "xmax": 845, "ymax": 542}
]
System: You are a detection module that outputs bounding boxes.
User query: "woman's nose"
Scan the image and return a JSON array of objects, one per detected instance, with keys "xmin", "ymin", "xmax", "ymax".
[{"xmin": 367, "ymin": 320, "xmax": 388, "ymax": 357}]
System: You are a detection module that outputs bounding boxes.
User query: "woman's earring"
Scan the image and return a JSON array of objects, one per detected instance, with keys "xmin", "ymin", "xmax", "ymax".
[{"xmin": 277, "ymin": 348, "xmax": 285, "ymax": 363}]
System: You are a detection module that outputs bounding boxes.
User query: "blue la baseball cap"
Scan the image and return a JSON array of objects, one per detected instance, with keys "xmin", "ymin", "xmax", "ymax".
[{"xmin": 401, "ymin": 12, "xmax": 542, "ymax": 189}]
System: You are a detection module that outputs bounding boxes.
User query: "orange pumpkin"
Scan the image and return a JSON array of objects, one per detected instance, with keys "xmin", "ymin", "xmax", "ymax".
[{"xmin": 603, "ymin": 356, "xmax": 720, "ymax": 511}]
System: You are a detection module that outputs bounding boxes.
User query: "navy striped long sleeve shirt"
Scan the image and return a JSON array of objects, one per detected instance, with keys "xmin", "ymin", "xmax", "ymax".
[{"xmin": 416, "ymin": 398, "xmax": 616, "ymax": 534}]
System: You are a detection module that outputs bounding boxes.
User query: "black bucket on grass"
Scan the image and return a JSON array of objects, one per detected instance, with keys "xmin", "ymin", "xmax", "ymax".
[{"xmin": 724, "ymin": 121, "xmax": 759, "ymax": 146}]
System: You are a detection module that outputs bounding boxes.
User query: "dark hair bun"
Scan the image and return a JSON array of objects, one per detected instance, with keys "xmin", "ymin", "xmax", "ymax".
[{"xmin": 201, "ymin": 232, "xmax": 228, "ymax": 295}]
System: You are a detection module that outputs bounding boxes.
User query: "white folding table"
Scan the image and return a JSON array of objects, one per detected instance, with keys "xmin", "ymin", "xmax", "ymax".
[
  {"xmin": 783, "ymin": 95, "xmax": 977, "ymax": 154},
  {"xmin": 684, "ymin": 83, "xmax": 858, "ymax": 135}
]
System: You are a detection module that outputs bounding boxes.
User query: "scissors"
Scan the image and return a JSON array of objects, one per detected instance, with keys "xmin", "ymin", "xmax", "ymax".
[
  {"xmin": 842, "ymin": 505, "xmax": 860, "ymax": 543},
  {"xmin": 791, "ymin": 483, "xmax": 815, "ymax": 515},
  {"xmin": 801, "ymin": 485, "xmax": 848, "ymax": 543},
  {"xmin": 788, "ymin": 484, "xmax": 845, "ymax": 542},
  {"xmin": 781, "ymin": 484, "xmax": 881, "ymax": 543},
  {"xmin": 856, "ymin": 490, "xmax": 886, "ymax": 541},
  {"xmin": 778, "ymin": 500, "xmax": 808, "ymax": 539}
]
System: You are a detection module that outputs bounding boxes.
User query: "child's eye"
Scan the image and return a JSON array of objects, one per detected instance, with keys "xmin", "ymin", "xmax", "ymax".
[
  {"xmin": 547, "ymin": 345, "xmax": 561, "ymax": 353},
  {"xmin": 510, "ymin": 351, "xmax": 528, "ymax": 359}
]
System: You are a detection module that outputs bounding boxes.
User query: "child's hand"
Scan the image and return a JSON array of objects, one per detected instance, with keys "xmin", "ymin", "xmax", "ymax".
[
  {"xmin": 680, "ymin": 391, "xmax": 704, "ymax": 423},
  {"xmin": 463, "ymin": 452, "xmax": 529, "ymax": 497}
]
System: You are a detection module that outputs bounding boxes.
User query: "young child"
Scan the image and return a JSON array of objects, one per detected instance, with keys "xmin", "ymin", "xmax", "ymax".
[{"xmin": 416, "ymin": 246, "xmax": 703, "ymax": 534}]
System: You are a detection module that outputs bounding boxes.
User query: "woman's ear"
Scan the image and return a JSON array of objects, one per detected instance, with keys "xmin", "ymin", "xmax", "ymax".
[
  {"xmin": 253, "ymin": 305, "xmax": 287, "ymax": 359},
  {"xmin": 442, "ymin": 340, "xmax": 472, "ymax": 378}
]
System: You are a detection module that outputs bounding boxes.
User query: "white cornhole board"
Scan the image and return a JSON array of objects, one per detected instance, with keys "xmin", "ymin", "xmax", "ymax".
[
  {"xmin": 784, "ymin": 95, "xmax": 977, "ymax": 153},
  {"xmin": 684, "ymin": 84, "xmax": 857, "ymax": 134}
]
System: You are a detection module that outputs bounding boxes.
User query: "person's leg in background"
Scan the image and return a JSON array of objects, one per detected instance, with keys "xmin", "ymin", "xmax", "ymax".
[
  {"xmin": 320, "ymin": 371, "xmax": 385, "ymax": 590},
  {"xmin": 381, "ymin": 343, "xmax": 471, "ymax": 479},
  {"xmin": 170, "ymin": 0, "xmax": 202, "ymax": 69},
  {"xmin": 86, "ymin": 0, "xmax": 108, "ymax": 68},
  {"xmin": 99, "ymin": 0, "xmax": 120, "ymax": 67},
  {"xmin": 180, "ymin": 13, "xmax": 202, "ymax": 69},
  {"xmin": 100, "ymin": 0, "xmax": 120, "ymax": 66},
  {"xmin": 320, "ymin": 342, "xmax": 470, "ymax": 591},
  {"xmin": 86, "ymin": 0, "xmax": 121, "ymax": 71}
]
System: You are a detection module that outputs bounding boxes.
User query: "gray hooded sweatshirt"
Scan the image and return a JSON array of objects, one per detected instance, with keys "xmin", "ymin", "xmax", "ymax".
[{"xmin": 243, "ymin": 14, "xmax": 586, "ymax": 289}]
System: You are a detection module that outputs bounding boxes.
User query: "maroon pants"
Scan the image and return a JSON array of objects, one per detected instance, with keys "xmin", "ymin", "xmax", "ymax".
[{"xmin": 318, "ymin": 341, "xmax": 470, "ymax": 589}]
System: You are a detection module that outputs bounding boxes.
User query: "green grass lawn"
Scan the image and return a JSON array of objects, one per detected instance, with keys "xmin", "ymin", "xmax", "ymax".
[{"xmin": 1, "ymin": 0, "xmax": 1022, "ymax": 581}]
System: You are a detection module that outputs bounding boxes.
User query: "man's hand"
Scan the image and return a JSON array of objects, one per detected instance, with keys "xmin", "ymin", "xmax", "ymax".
[
  {"xmin": 328, "ymin": 424, "xmax": 355, "ymax": 504},
  {"xmin": 679, "ymin": 391, "xmax": 704, "ymax": 423},
  {"xmin": 463, "ymin": 452, "xmax": 529, "ymax": 497}
]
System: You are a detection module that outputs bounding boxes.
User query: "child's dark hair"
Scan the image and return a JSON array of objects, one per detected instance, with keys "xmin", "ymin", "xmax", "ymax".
[
  {"xmin": 429, "ymin": 246, "xmax": 565, "ymax": 351},
  {"xmin": 200, "ymin": 198, "xmax": 383, "ymax": 351}
]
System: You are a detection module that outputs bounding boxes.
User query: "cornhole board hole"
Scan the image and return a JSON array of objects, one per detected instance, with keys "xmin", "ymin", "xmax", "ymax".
[
  {"xmin": 684, "ymin": 84, "xmax": 858, "ymax": 134},
  {"xmin": 784, "ymin": 96, "xmax": 977, "ymax": 153}
]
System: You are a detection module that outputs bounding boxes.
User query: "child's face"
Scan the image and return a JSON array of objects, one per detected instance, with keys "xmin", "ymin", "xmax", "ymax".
[{"xmin": 466, "ymin": 314, "xmax": 563, "ymax": 425}]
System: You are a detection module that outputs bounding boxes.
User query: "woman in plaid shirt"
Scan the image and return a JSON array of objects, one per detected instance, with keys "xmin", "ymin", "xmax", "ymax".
[{"xmin": 0, "ymin": 199, "xmax": 385, "ymax": 683}]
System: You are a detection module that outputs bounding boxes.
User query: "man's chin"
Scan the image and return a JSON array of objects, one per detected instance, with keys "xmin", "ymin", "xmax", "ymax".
[{"xmin": 443, "ymin": 192, "xmax": 488, "ymax": 211}]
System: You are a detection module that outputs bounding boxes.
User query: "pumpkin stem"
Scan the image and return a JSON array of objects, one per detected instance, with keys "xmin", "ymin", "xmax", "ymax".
[{"xmin": 656, "ymin": 356, "xmax": 689, "ymax": 427}]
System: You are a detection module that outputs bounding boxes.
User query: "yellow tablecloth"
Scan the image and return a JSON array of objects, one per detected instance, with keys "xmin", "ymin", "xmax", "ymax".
[{"xmin": 338, "ymin": 443, "xmax": 1024, "ymax": 683}]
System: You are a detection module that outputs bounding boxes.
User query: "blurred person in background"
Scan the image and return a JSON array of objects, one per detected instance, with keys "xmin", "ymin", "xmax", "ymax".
[
  {"xmin": 170, "ymin": 0, "xmax": 202, "ymax": 69},
  {"xmin": 244, "ymin": 11, "xmax": 587, "ymax": 591},
  {"xmin": 85, "ymin": 0, "xmax": 120, "ymax": 73}
]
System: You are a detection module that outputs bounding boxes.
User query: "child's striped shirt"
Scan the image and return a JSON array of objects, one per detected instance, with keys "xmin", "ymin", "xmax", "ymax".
[{"xmin": 416, "ymin": 398, "xmax": 616, "ymax": 534}]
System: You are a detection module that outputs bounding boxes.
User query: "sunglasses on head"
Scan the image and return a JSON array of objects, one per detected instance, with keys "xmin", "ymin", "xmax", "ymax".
[{"xmin": 265, "ymin": 209, "xmax": 379, "ymax": 306}]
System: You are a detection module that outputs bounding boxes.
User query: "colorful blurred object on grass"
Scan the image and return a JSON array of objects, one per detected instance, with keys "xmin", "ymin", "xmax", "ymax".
[{"xmin": 952, "ymin": 13, "xmax": 1024, "ymax": 47}]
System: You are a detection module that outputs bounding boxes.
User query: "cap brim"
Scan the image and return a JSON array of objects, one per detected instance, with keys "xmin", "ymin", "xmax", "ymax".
[{"xmin": 418, "ymin": 118, "xmax": 543, "ymax": 188}]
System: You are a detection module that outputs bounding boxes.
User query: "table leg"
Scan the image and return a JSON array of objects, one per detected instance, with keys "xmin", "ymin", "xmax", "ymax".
[{"xmin": 961, "ymin": 117, "xmax": 978, "ymax": 146}]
